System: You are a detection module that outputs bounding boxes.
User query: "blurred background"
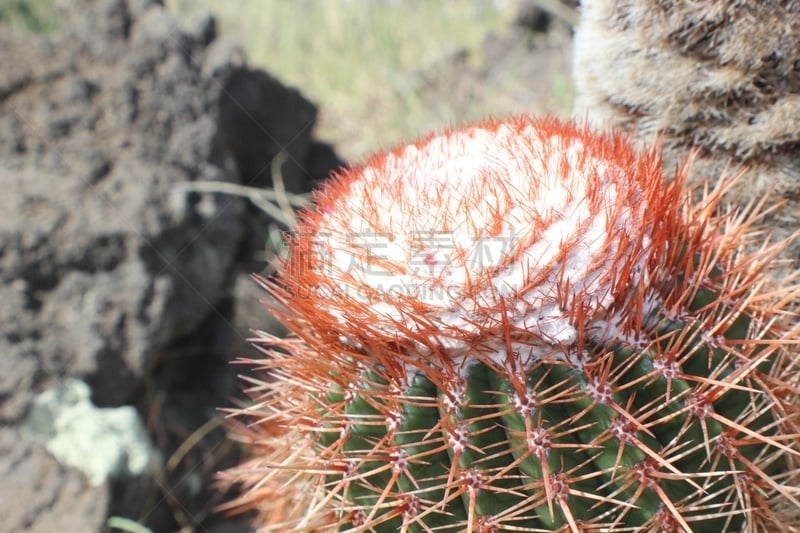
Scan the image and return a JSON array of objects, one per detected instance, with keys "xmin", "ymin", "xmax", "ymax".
[
  {"xmin": 165, "ymin": 0, "xmax": 575, "ymax": 160},
  {"xmin": 0, "ymin": 0, "xmax": 576, "ymax": 531},
  {"xmin": 167, "ymin": 0, "xmax": 577, "ymax": 161}
]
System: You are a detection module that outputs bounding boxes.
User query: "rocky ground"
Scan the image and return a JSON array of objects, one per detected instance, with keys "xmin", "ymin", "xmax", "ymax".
[{"xmin": 0, "ymin": 0, "xmax": 574, "ymax": 531}]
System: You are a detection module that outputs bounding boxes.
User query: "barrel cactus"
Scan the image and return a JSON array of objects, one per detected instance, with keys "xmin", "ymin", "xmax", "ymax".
[{"xmin": 226, "ymin": 116, "xmax": 800, "ymax": 531}]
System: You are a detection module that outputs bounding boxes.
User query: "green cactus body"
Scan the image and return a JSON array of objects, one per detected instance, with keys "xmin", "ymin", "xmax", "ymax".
[
  {"xmin": 313, "ymin": 281, "xmax": 786, "ymax": 532},
  {"xmin": 226, "ymin": 117, "xmax": 800, "ymax": 532}
]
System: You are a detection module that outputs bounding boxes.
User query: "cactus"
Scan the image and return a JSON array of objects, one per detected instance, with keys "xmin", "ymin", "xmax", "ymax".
[
  {"xmin": 573, "ymin": 0, "xmax": 800, "ymax": 259},
  {"xmin": 225, "ymin": 116, "xmax": 800, "ymax": 532}
]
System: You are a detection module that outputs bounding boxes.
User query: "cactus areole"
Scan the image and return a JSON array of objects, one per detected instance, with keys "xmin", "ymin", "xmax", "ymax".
[{"xmin": 227, "ymin": 117, "xmax": 800, "ymax": 532}]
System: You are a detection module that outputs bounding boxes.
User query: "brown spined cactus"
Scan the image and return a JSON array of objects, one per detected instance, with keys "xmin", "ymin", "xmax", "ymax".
[
  {"xmin": 572, "ymin": 0, "xmax": 800, "ymax": 259},
  {"xmin": 223, "ymin": 116, "xmax": 800, "ymax": 532}
]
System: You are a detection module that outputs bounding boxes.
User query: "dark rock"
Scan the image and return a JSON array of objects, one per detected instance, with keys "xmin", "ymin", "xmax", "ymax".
[
  {"xmin": 1, "ymin": 0, "xmax": 246, "ymax": 407},
  {"xmin": 0, "ymin": 0, "xmax": 342, "ymax": 531},
  {"xmin": 0, "ymin": 0, "xmax": 333, "ymax": 411}
]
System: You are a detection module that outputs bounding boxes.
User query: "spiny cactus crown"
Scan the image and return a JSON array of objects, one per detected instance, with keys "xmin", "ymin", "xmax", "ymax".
[{"xmin": 288, "ymin": 118, "xmax": 665, "ymax": 361}]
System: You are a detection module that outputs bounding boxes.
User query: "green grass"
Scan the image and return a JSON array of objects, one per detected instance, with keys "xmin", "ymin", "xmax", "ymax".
[
  {"xmin": 167, "ymin": 0, "xmax": 573, "ymax": 161},
  {"xmin": 0, "ymin": 0, "xmax": 58, "ymax": 33}
]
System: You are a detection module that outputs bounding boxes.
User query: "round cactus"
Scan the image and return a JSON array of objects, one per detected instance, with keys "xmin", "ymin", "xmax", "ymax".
[{"xmin": 225, "ymin": 117, "xmax": 800, "ymax": 532}]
